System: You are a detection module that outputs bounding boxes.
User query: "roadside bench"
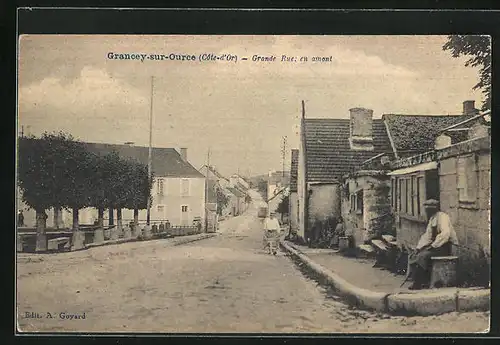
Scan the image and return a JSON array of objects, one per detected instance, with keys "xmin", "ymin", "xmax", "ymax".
[
  {"xmin": 47, "ymin": 237, "xmax": 71, "ymax": 251},
  {"xmin": 430, "ymin": 256, "xmax": 458, "ymax": 288},
  {"xmin": 371, "ymin": 234, "xmax": 398, "ymax": 272}
]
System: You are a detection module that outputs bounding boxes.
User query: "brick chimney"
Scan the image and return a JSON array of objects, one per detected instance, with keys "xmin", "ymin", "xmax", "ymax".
[
  {"xmin": 349, "ymin": 107, "xmax": 374, "ymax": 151},
  {"xmin": 180, "ymin": 148, "xmax": 188, "ymax": 161},
  {"xmin": 463, "ymin": 100, "xmax": 478, "ymax": 116}
]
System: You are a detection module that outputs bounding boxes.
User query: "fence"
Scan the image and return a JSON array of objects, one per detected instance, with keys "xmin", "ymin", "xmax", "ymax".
[{"xmin": 17, "ymin": 223, "xmax": 205, "ymax": 253}]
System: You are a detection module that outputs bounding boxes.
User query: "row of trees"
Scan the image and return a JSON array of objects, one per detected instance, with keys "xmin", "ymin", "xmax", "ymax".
[{"xmin": 18, "ymin": 132, "xmax": 152, "ymax": 250}]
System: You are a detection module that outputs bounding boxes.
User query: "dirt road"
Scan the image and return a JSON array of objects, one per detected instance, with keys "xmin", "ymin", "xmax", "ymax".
[{"xmin": 16, "ymin": 191, "xmax": 489, "ymax": 333}]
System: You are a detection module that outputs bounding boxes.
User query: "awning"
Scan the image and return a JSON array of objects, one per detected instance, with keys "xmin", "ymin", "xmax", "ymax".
[{"xmin": 388, "ymin": 161, "xmax": 437, "ymax": 176}]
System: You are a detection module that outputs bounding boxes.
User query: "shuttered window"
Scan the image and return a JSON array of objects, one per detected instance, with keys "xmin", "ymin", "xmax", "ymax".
[
  {"xmin": 181, "ymin": 179, "xmax": 190, "ymax": 197},
  {"xmin": 457, "ymin": 154, "xmax": 478, "ymax": 203}
]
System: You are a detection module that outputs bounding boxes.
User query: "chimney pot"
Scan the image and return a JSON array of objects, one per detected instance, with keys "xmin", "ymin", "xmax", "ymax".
[
  {"xmin": 435, "ymin": 134, "xmax": 452, "ymax": 150},
  {"xmin": 349, "ymin": 107, "xmax": 374, "ymax": 150},
  {"xmin": 180, "ymin": 148, "xmax": 187, "ymax": 161},
  {"xmin": 463, "ymin": 100, "xmax": 477, "ymax": 116}
]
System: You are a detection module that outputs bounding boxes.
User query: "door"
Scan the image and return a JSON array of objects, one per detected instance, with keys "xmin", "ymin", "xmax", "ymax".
[{"xmin": 181, "ymin": 205, "xmax": 189, "ymax": 226}]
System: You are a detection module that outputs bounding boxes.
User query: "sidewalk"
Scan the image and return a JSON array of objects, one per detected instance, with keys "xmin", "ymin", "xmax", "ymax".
[
  {"xmin": 286, "ymin": 242, "xmax": 409, "ymax": 293},
  {"xmin": 281, "ymin": 240, "xmax": 490, "ymax": 316}
]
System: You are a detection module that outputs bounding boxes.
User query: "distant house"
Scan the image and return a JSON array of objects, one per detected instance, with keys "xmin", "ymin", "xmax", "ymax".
[
  {"xmin": 267, "ymin": 170, "xmax": 290, "ymax": 202},
  {"xmin": 226, "ymin": 186, "xmax": 248, "ymax": 216},
  {"xmin": 297, "ymin": 107, "xmax": 393, "ymax": 243},
  {"xmin": 289, "ymin": 149, "xmax": 299, "ymax": 235},
  {"xmin": 229, "ymin": 174, "xmax": 250, "ymax": 190}
]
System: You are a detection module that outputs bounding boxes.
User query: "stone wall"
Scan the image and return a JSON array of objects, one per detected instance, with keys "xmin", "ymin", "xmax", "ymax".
[
  {"xmin": 341, "ymin": 172, "xmax": 392, "ymax": 248},
  {"xmin": 308, "ymin": 184, "xmax": 341, "ymax": 230},
  {"xmin": 439, "ymin": 151, "xmax": 490, "ymax": 286}
]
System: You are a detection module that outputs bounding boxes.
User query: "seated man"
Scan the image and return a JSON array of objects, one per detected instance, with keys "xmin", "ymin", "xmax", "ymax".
[{"xmin": 408, "ymin": 199, "xmax": 459, "ymax": 290}]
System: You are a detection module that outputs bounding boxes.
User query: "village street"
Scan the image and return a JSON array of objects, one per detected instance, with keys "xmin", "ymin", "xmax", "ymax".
[{"xmin": 16, "ymin": 191, "xmax": 488, "ymax": 333}]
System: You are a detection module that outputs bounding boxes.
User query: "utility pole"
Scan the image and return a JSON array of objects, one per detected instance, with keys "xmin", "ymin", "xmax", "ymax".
[
  {"xmin": 281, "ymin": 136, "xmax": 287, "ymax": 178},
  {"xmin": 205, "ymin": 148, "xmax": 210, "ymax": 232},
  {"xmin": 146, "ymin": 76, "xmax": 154, "ymax": 226}
]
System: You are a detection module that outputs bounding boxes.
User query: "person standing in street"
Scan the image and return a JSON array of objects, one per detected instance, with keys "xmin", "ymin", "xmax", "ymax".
[
  {"xmin": 263, "ymin": 212, "xmax": 281, "ymax": 255},
  {"xmin": 407, "ymin": 199, "xmax": 459, "ymax": 290},
  {"xmin": 18, "ymin": 210, "xmax": 25, "ymax": 227}
]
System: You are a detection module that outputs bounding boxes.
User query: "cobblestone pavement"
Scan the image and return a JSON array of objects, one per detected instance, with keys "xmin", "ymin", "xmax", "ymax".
[{"xmin": 16, "ymin": 192, "xmax": 489, "ymax": 333}]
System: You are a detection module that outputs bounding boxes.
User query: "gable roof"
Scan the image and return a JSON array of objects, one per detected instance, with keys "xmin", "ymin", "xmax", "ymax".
[
  {"xmin": 290, "ymin": 149, "xmax": 299, "ymax": 192},
  {"xmin": 303, "ymin": 119, "xmax": 393, "ymax": 182},
  {"xmin": 201, "ymin": 165, "xmax": 229, "ymax": 181},
  {"xmin": 84, "ymin": 142, "xmax": 204, "ymax": 178},
  {"xmin": 382, "ymin": 114, "xmax": 472, "ymax": 157},
  {"xmin": 226, "ymin": 186, "xmax": 246, "ymax": 198}
]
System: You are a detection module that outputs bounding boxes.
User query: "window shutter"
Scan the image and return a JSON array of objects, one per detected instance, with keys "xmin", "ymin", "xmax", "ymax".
[
  {"xmin": 465, "ymin": 155, "xmax": 478, "ymax": 201},
  {"xmin": 457, "ymin": 157, "xmax": 467, "ymax": 201}
]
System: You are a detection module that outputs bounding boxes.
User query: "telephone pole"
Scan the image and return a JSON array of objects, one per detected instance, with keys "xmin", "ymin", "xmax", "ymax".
[
  {"xmin": 281, "ymin": 136, "xmax": 287, "ymax": 178},
  {"xmin": 205, "ymin": 148, "xmax": 210, "ymax": 233},
  {"xmin": 146, "ymin": 76, "xmax": 154, "ymax": 226}
]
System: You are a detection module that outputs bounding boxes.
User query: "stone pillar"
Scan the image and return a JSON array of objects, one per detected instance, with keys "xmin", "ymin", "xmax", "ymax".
[
  {"xmin": 71, "ymin": 230, "xmax": 85, "ymax": 250},
  {"xmin": 143, "ymin": 224, "xmax": 152, "ymax": 239},
  {"xmin": 123, "ymin": 222, "xmax": 132, "ymax": 239},
  {"xmin": 430, "ymin": 256, "xmax": 458, "ymax": 288}
]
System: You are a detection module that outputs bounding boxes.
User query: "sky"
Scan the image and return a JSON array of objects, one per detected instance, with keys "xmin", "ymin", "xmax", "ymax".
[{"xmin": 18, "ymin": 35, "xmax": 486, "ymax": 177}]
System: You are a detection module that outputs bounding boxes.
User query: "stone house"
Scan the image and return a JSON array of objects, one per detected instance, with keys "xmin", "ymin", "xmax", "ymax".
[
  {"xmin": 297, "ymin": 107, "xmax": 393, "ymax": 243},
  {"xmin": 226, "ymin": 186, "xmax": 248, "ymax": 216},
  {"xmin": 388, "ymin": 114, "xmax": 490, "ymax": 285},
  {"xmin": 340, "ymin": 155, "xmax": 393, "ymax": 248},
  {"xmin": 17, "ymin": 144, "xmax": 206, "ymax": 228}
]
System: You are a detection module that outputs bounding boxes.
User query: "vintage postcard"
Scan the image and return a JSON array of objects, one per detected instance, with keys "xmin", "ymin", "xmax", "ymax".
[{"xmin": 16, "ymin": 34, "xmax": 491, "ymax": 333}]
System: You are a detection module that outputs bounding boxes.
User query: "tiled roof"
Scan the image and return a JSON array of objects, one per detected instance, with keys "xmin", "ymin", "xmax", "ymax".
[
  {"xmin": 84, "ymin": 142, "xmax": 204, "ymax": 178},
  {"xmin": 290, "ymin": 149, "xmax": 299, "ymax": 192},
  {"xmin": 383, "ymin": 114, "xmax": 472, "ymax": 155},
  {"xmin": 303, "ymin": 119, "xmax": 393, "ymax": 182}
]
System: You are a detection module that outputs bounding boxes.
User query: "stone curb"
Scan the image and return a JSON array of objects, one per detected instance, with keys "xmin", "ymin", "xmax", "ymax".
[
  {"xmin": 172, "ymin": 233, "xmax": 218, "ymax": 246},
  {"xmin": 280, "ymin": 240, "xmax": 490, "ymax": 316}
]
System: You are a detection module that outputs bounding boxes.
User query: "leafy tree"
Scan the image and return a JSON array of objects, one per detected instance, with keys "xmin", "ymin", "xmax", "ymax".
[
  {"xmin": 244, "ymin": 193, "xmax": 252, "ymax": 204},
  {"xmin": 257, "ymin": 179, "xmax": 268, "ymax": 200},
  {"xmin": 123, "ymin": 158, "xmax": 152, "ymax": 225},
  {"xmin": 277, "ymin": 194, "xmax": 289, "ymax": 215},
  {"xmin": 18, "ymin": 132, "xmax": 94, "ymax": 249},
  {"xmin": 443, "ymin": 35, "xmax": 491, "ymax": 111},
  {"xmin": 216, "ymin": 186, "xmax": 229, "ymax": 216}
]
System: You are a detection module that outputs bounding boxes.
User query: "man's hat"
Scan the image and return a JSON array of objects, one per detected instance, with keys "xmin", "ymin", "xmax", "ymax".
[{"xmin": 423, "ymin": 199, "xmax": 439, "ymax": 208}]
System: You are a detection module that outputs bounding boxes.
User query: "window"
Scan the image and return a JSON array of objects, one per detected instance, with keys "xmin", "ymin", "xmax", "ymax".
[
  {"xmin": 417, "ymin": 176, "xmax": 425, "ymax": 216},
  {"xmin": 181, "ymin": 179, "xmax": 190, "ymax": 197},
  {"xmin": 397, "ymin": 172, "xmax": 432, "ymax": 219},
  {"xmin": 181, "ymin": 205, "xmax": 188, "ymax": 212},
  {"xmin": 157, "ymin": 178, "xmax": 164, "ymax": 195},
  {"xmin": 457, "ymin": 154, "xmax": 478, "ymax": 204},
  {"xmin": 157, "ymin": 205, "xmax": 165, "ymax": 213},
  {"xmin": 411, "ymin": 176, "xmax": 417, "ymax": 216},
  {"xmin": 356, "ymin": 190, "xmax": 363, "ymax": 213},
  {"xmin": 398, "ymin": 179, "xmax": 403, "ymax": 213}
]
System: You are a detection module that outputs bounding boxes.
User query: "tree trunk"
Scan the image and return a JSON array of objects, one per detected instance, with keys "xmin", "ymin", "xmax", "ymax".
[
  {"xmin": 71, "ymin": 207, "xmax": 84, "ymax": 250},
  {"xmin": 108, "ymin": 208, "xmax": 114, "ymax": 226},
  {"xmin": 93, "ymin": 207, "xmax": 105, "ymax": 244},
  {"xmin": 35, "ymin": 210, "xmax": 47, "ymax": 252},
  {"xmin": 117, "ymin": 208, "xmax": 127, "ymax": 238},
  {"xmin": 53, "ymin": 206, "xmax": 65, "ymax": 229},
  {"xmin": 132, "ymin": 208, "xmax": 139, "ymax": 238}
]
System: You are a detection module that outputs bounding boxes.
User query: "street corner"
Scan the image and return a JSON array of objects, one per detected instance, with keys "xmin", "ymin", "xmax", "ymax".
[{"xmin": 387, "ymin": 288, "xmax": 459, "ymax": 316}]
